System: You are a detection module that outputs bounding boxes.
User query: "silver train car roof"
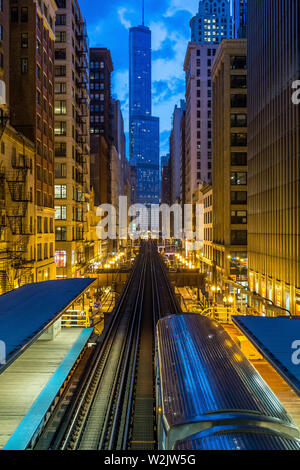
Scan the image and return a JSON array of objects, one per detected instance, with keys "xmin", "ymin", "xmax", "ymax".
[{"xmin": 156, "ymin": 314, "xmax": 296, "ymax": 430}]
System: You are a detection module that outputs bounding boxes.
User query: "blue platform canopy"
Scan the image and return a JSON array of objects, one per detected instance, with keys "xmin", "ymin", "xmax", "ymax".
[
  {"xmin": 233, "ymin": 316, "xmax": 300, "ymax": 396},
  {"xmin": 0, "ymin": 278, "xmax": 96, "ymax": 373}
]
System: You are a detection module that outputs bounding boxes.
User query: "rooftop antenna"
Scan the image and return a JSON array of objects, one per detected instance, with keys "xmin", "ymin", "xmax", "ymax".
[{"xmin": 142, "ymin": 0, "xmax": 145, "ymax": 26}]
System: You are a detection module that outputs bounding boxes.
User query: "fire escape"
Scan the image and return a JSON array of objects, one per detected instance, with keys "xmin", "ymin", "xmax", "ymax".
[
  {"xmin": 0, "ymin": 145, "xmax": 32, "ymax": 294},
  {"xmin": 74, "ymin": 18, "xmax": 90, "ymax": 263}
]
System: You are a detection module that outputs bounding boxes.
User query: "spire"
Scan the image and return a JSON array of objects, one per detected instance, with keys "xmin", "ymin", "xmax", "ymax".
[{"xmin": 142, "ymin": 0, "xmax": 145, "ymax": 26}]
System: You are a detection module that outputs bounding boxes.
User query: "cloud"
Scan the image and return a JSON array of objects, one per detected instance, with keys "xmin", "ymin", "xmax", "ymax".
[
  {"xmin": 118, "ymin": 7, "xmax": 133, "ymax": 29},
  {"xmin": 165, "ymin": 0, "xmax": 199, "ymax": 17},
  {"xmin": 80, "ymin": 0, "xmax": 197, "ymax": 156},
  {"xmin": 149, "ymin": 21, "xmax": 168, "ymax": 51}
]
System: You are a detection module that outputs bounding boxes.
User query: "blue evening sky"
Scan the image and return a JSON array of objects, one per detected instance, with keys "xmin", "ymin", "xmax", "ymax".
[{"xmin": 80, "ymin": 0, "xmax": 199, "ymax": 157}]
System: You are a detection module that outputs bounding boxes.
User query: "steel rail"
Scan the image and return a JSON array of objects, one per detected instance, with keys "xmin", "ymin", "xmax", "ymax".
[
  {"xmin": 107, "ymin": 251, "xmax": 148, "ymax": 450},
  {"xmin": 59, "ymin": 252, "xmax": 144, "ymax": 450}
]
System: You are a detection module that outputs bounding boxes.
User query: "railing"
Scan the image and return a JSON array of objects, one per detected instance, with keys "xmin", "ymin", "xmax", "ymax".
[
  {"xmin": 61, "ymin": 310, "xmax": 90, "ymax": 328},
  {"xmin": 197, "ymin": 306, "xmax": 240, "ymax": 324}
]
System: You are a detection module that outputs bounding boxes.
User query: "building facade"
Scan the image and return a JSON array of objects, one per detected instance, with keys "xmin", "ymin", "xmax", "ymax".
[
  {"xmin": 161, "ymin": 155, "xmax": 171, "ymax": 206},
  {"xmin": 90, "ymin": 48, "xmax": 113, "ymax": 207},
  {"xmin": 169, "ymin": 100, "xmax": 185, "ymax": 205},
  {"xmin": 190, "ymin": 0, "xmax": 233, "ymax": 44},
  {"xmin": 183, "ymin": 0, "xmax": 234, "ymax": 206},
  {"xmin": 199, "ymin": 183, "xmax": 213, "ymax": 280},
  {"xmin": 54, "ymin": 0, "xmax": 90, "ymax": 278},
  {"xmin": 248, "ymin": 0, "xmax": 300, "ymax": 315},
  {"xmin": 8, "ymin": 0, "xmax": 56, "ymax": 284},
  {"xmin": 232, "ymin": 0, "xmax": 247, "ymax": 38},
  {"xmin": 184, "ymin": 43, "xmax": 217, "ymax": 201},
  {"xmin": 211, "ymin": 39, "xmax": 248, "ymax": 288}
]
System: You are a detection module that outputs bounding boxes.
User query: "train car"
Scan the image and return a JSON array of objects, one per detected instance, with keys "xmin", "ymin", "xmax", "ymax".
[{"xmin": 156, "ymin": 314, "xmax": 300, "ymax": 450}]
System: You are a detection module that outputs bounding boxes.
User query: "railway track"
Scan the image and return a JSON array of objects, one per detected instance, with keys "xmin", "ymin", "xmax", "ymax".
[{"xmin": 34, "ymin": 241, "xmax": 181, "ymax": 451}]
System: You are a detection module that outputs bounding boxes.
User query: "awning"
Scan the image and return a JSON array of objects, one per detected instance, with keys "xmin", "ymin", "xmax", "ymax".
[
  {"xmin": 233, "ymin": 316, "xmax": 300, "ymax": 396},
  {"xmin": 0, "ymin": 278, "xmax": 96, "ymax": 374}
]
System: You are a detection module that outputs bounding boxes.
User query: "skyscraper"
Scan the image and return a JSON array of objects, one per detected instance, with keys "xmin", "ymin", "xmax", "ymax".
[
  {"xmin": 190, "ymin": 0, "xmax": 233, "ymax": 44},
  {"xmin": 183, "ymin": 0, "xmax": 234, "ymax": 203},
  {"xmin": 89, "ymin": 48, "xmax": 113, "ymax": 207},
  {"xmin": 169, "ymin": 100, "xmax": 186, "ymax": 205},
  {"xmin": 232, "ymin": 0, "xmax": 247, "ymax": 38},
  {"xmin": 129, "ymin": 10, "xmax": 159, "ymax": 215},
  {"xmin": 247, "ymin": 0, "xmax": 300, "ymax": 315},
  {"xmin": 54, "ymin": 0, "xmax": 90, "ymax": 279}
]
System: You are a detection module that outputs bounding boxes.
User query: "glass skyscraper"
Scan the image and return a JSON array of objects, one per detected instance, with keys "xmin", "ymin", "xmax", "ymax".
[
  {"xmin": 129, "ymin": 23, "xmax": 160, "ymax": 212},
  {"xmin": 232, "ymin": 0, "xmax": 247, "ymax": 38}
]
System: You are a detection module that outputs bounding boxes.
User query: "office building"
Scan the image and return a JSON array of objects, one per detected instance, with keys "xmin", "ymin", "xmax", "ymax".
[
  {"xmin": 247, "ymin": 0, "xmax": 300, "ymax": 315},
  {"xmin": 54, "ymin": 0, "xmax": 90, "ymax": 278},
  {"xmin": 8, "ymin": 0, "xmax": 56, "ymax": 284},
  {"xmin": 183, "ymin": 1, "xmax": 234, "ymax": 204},
  {"xmin": 232, "ymin": 0, "xmax": 247, "ymax": 38},
  {"xmin": 169, "ymin": 100, "xmax": 185, "ymax": 205},
  {"xmin": 211, "ymin": 39, "xmax": 248, "ymax": 288},
  {"xmin": 90, "ymin": 48, "xmax": 113, "ymax": 207},
  {"xmin": 190, "ymin": 0, "xmax": 233, "ymax": 44},
  {"xmin": 129, "ymin": 21, "xmax": 159, "ymax": 215}
]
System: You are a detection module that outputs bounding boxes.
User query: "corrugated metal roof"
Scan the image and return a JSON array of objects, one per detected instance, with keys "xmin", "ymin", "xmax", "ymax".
[
  {"xmin": 232, "ymin": 316, "xmax": 300, "ymax": 395},
  {"xmin": 175, "ymin": 429, "xmax": 300, "ymax": 450},
  {"xmin": 0, "ymin": 279, "xmax": 95, "ymax": 372},
  {"xmin": 157, "ymin": 315, "xmax": 295, "ymax": 429}
]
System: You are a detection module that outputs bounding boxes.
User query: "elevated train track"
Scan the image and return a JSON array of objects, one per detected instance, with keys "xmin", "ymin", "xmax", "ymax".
[
  {"xmin": 35, "ymin": 241, "xmax": 178, "ymax": 450},
  {"xmin": 29, "ymin": 241, "xmax": 300, "ymax": 451}
]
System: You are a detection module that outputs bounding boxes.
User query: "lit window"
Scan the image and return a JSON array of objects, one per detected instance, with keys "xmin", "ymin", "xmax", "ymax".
[{"xmin": 55, "ymin": 250, "xmax": 67, "ymax": 268}]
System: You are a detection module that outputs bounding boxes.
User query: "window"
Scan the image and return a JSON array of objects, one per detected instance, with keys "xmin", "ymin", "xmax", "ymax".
[
  {"xmin": 231, "ymin": 94, "xmax": 247, "ymax": 108},
  {"xmin": 231, "ymin": 191, "xmax": 247, "ymax": 204},
  {"xmin": 55, "ymin": 142, "xmax": 67, "ymax": 156},
  {"xmin": 44, "ymin": 218, "xmax": 48, "ymax": 233},
  {"xmin": 231, "ymin": 210, "xmax": 247, "ymax": 224},
  {"xmin": 11, "ymin": 7, "xmax": 18, "ymax": 23},
  {"xmin": 55, "ymin": 31, "xmax": 66, "ymax": 42},
  {"xmin": 56, "ymin": 14, "xmax": 66, "ymax": 26},
  {"xmin": 37, "ymin": 216, "xmax": 42, "ymax": 233},
  {"xmin": 231, "ymin": 114, "xmax": 247, "ymax": 127},
  {"xmin": 21, "ymin": 58, "xmax": 28, "ymax": 74},
  {"xmin": 231, "ymin": 172, "xmax": 247, "ymax": 185},
  {"xmin": 37, "ymin": 244, "xmax": 42, "ymax": 261},
  {"xmin": 21, "ymin": 7, "xmax": 28, "ymax": 22},
  {"xmin": 55, "ymin": 100, "xmax": 67, "ymax": 115},
  {"xmin": 55, "ymin": 205, "xmax": 67, "ymax": 220},
  {"xmin": 55, "ymin": 250, "xmax": 67, "ymax": 268},
  {"xmin": 231, "ymin": 133, "xmax": 247, "ymax": 146},
  {"xmin": 230, "ymin": 56, "xmax": 247, "ymax": 70},
  {"xmin": 54, "ymin": 184, "xmax": 67, "ymax": 199},
  {"xmin": 231, "ymin": 230, "xmax": 247, "ymax": 245},
  {"xmin": 231, "ymin": 152, "xmax": 247, "ymax": 166},
  {"xmin": 230, "ymin": 75, "xmax": 247, "ymax": 89},
  {"xmin": 55, "ymin": 121, "xmax": 67, "ymax": 136},
  {"xmin": 55, "ymin": 82, "xmax": 66, "ymax": 94},
  {"xmin": 55, "ymin": 49, "xmax": 66, "ymax": 60},
  {"xmin": 56, "ymin": 0, "xmax": 66, "ymax": 7},
  {"xmin": 55, "ymin": 226, "xmax": 67, "ymax": 241},
  {"xmin": 55, "ymin": 162, "xmax": 66, "ymax": 178},
  {"xmin": 55, "ymin": 65, "xmax": 66, "ymax": 77}
]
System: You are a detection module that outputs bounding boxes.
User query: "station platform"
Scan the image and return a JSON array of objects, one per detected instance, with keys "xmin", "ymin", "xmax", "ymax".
[
  {"xmin": 224, "ymin": 323, "xmax": 300, "ymax": 431},
  {"xmin": 0, "ymin": 278, "xmax": 97, "ymax": 450},
  {"xmin": 0, "ymin": 327, "xmax": 93, "ymax": 450}
]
